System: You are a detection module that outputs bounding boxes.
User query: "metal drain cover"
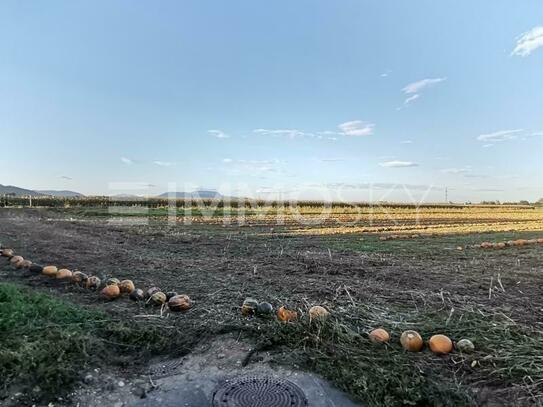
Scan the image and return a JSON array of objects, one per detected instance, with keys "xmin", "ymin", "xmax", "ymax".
[{"xmin": 213, "ymin": 376, "xmax": 308, "ymax": 407}]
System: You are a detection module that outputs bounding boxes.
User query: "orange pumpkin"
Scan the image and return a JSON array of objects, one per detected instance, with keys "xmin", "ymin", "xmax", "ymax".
[
  {"xmin": 101, "ymin": 284, "xmax": 120, "ymax": 300},
  {"xmin": 369, "ymin": 328, "xmax": 390, "ymax": 344},
  {"xmin": 537, "ymin": 238, "xmax": 543, "ymax": 244},
  {"xmin": 56, "ymin": 269, "xmax": 73, "ymax": 279},
  {"xmin": 277, "ymin": 306, "xmax": 298, "ymax": 322},
  {"xmin": 400, "ymin": 330, "xmax": 424, "ymax": 352},
  {"xmin": 428, "ymin": 334, "xmax": 453, "ymax": 354},
  {"xmin": 480, "ymin": 242, "xmax": 492, "ymax": 249},
  {"xmin": 42, "ymin": 265, "xmax": 58, "ymax": 277},
  {"xmin": 20, "ymin": 259, "xmax": 32, "ymax": 269},
  {"xmin": 496, "ymin": 242, "xmax": 506, "ymax": 249},
  {"xmin": 119, "ymin": 280, "xmax": 135, "ymax": 294},
  {"xmin": 168, "ymin": 295, "xmax": 192, "ymax": 312},
  {"xmin": 309, "ymin": 306, "xmax": 329, "ymax": 321},
  {"xmin": 1, "ymin": 248, "xmax": 14, "ymax": 257}
]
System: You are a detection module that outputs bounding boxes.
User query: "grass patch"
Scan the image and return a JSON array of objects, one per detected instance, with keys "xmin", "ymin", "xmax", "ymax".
[
  {"xmin": 246, "ymin": 304, "xmax": 543, "ymax": 406},
  {"xmin": 0, "ymin": 283, "xmax": 205, "ymax": 404}
]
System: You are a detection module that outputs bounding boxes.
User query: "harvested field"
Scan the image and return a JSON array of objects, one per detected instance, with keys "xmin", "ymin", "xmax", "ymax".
[{"xmin": 1, "ymin": 206, "xmax": 543, "ymax": 406}]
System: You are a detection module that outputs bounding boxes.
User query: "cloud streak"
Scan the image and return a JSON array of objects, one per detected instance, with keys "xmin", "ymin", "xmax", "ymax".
[
  {"xmin": 400, "ymin": 77, "xmax": 446, "ymax": 107},
  {"xmin": 477, "ymin": 129, "xmax": 523, "ymax": 142},
  {"xmin": 512, "ymin": 26, "xmax": 543, "ymax": 57},
  {"xmin": 403, "ymin": 78, "xmax": 446, "ymax": 94},
  {"xmin": 208, "ymin": 129, "xmax": 230, "ymax": 139},
  {"xmin": 153, "ymin": 161, "xmax": 176, "ymax": 167},
  {"xmin": 120, "ymin": 157, "xmax": 133, "ymax": 165},
  {"xmin": 338, "ymin": 120, "xmax": 375, "ymax": 137},
  {"xmin": 379, "ymin": 160, "xmax": 419, "ymax": 168}
]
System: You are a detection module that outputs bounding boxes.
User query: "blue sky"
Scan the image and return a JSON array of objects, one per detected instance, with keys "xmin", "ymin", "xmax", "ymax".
[{"xmin": 1, "ymin": 1, "xmax": 542, "ymax": 202}]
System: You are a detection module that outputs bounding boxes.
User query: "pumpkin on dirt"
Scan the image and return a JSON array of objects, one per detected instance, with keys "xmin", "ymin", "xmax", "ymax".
[
  {"xmin": 10, "ymin": 256, "xmax": 24, "ymax": 267},
  {"xmin": 146, "ymin": 287, "xmax": 161, "ymax": 299},
  {"xmin": 85, "ymin": 276, "xmax": 101, "ymax": 290},
  {"xmin": 309, "ymin": 305, "xmax": 330, "ymax": 322},
  {"xmin": 20, "ymin": 259, "xmax": 32, "ymax": 269},
  {"xmin": 400, "ymin": 330, "xmax": 424, "ymax": 352},
  {"xmin": 106, "ymin": 278, "xmax": 121, "ymax": 286},
  {"xmin": 537, "ymin": 238, "xmax": 543, "ymax": 244},
  {"xmin": 480, "ymin": 242, "xmax": 492, "ymax": 249},
  {"xmin": 369, "ymin": 328, "xmax": 390, "ymax": 344},
  {"xmin": 71, "ymin": 271, "xmax": 88, "ymax": 285},
  {"xmin": 129, "ymin": 288, "xmax": 145, "ymax": 301},
  {"xmin": 455, "ymin": 339, "xmax": 475, "ymax": 353},
  {"xmin": 428, "ymin": 334, "xmax": 453, "ymax": 354},
  {"xmin": 513, "ymin": 239, "xmax": 528, "ymax": 246},
  {"xmin": 256, "ymin": 302, "xmax": 274, "ymax": 317},
  {"xmin": 119, "ymin": 280, "xmax": 135, "ymax": 294},
  {"xmin": 150, "ymin": 291, "xmax": 167, "ymax": 306},
  {"xmin": 277, "ymin": 306, "xmax": 298, "ymax": 322},
  {"xmin": 101, "ymin": 284, "xmax": 121, "ymax": 300},
  {"xmin": 168, "ymin": 294, "xmax": 192, "ymax": 312},
  {"xmin": 241, "ymin": 298, "xmax": 259, "ymax": 316},
  {"xmin": 56, "ymin": 269, "xmax": 73, "ymax": 280},
  {"xmin": 42, "ymin": 265, "xmax": 58, "ymax": 277},
  {"xmin": 496, "ymin": 242, "xmax": 506, "ymax": 249},
  {"xmin": 1, "ymin": 248, "xmax": 14, "ymax": 257}
]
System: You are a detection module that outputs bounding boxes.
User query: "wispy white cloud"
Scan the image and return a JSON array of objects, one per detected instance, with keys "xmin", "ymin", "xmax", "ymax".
[
  {"xmin": 477, "ymin": 129, "xmax": 523, "ymax": 142},
  {"xmin": 319, "ymin": 158, "xmax": 346, "ymax": 162},
  {"xmin": 59, "ymin": 175, "xmax": 73, "ymax": 180},
  {"xmin": 440, "ymin": 167, "xmax": 472, "ymax": 174},
  {"xmin": 400, "ymin": 78, "xmax": 446, "ymax": 107},
  {"xmin": 120, "ymin": 157, "xmax": 133, "ymax": 165},
  {"xmin": 380, "ymin": 69, "xmax": 392, "ymax": 78},
  {"xmin": 338, "ymin": 120, "xmax": 375, "ymax": 137},
  {"xmin": 153, "ymin": 161, "xmax": 176, "ymax": 167},
  {"xmin": 400, "ymin": 140, "xmax": 413, "ymax": 144},
  {"xmin": 253, "ymin": 129, "xmax": 311, "ymax": 139},
  {"xmin": 403, "ymin": 94, "xmax": 420, "ymax": 106},
  {"xmin": 512, "ymin": 26, "xmax": 543, "ymax": 57},
  {"xmin": 208, "ymin": 129, "xmax": 230, "ymax": 139},
  {"xmin": 379, "ymin": 160, "xmax": 419, "ymax": 168},
  {"xmin": 403, "ymin": 78, "xmax": 446, "ymax": 94}
]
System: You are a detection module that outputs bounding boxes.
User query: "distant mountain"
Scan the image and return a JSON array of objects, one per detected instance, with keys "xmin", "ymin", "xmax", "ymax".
[
  {"xmin": 0, "ymin": 184, "xmax": 44, "ymax": 196},
  {"xmin": 0, "ymin": 184, "xmax": 83, "ymax": 197},
  {"xmin": 157, "ymin": 190, "xmax": 224, "ymax": 199},
  {"xmin": 36, "ymin": 190, "xmax": 84, "ymax": 197}
]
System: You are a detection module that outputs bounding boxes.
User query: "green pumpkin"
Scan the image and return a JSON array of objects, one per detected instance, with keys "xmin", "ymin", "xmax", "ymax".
[{"xmin": 256, "ymin": 302, "xmax": 274, "ymax": 317}]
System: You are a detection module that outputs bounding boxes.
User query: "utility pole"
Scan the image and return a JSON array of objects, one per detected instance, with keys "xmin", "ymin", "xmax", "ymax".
[{"xmin": 445, "ymin": 187, "xmax": 448, "ymax": 203}]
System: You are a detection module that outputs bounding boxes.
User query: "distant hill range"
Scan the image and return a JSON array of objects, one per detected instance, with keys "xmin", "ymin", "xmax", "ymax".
[
  {"xmin": 156, "ymin": 190, "xmax": 224, "ymax": 199},
  {"xmin": 0, "ymin": 184, "xmax": 83, "ymax": 197}
]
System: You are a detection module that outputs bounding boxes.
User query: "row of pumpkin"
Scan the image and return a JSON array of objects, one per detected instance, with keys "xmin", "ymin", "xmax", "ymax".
[
  {"xmin": 479, "ymin": 238, "xmax": 543, "ymax": 249},
  {"xmin": 241, "ymin": 298, "xmax": 475, "ymax": 355},
  {"xmin": 0, "ymin": 248, "xmax": 192, "ymax": 312},
  {"xmin": 2, "ymin": 247, "xmax": 474, "ymax": 354}
]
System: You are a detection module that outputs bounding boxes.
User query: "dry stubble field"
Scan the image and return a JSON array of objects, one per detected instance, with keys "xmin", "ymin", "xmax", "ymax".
[{"xmin": 1, "ymin": 203, "xmax": 543, "ymax": 406}]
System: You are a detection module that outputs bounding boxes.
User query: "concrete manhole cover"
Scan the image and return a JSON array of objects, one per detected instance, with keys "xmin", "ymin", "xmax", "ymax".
[{"xmin": 213, "ymin": 376, "xmax": 308, "ymax": 407}]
